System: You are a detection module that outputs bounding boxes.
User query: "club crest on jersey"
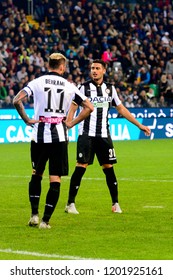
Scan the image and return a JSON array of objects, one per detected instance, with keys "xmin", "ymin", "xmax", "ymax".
[{"xmin": 105, "ymin": 88, "xmax": 110, "ymax": 94}]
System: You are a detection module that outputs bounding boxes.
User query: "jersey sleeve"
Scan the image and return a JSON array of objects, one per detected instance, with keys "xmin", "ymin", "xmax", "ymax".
[
  {"xmin": 112, "ymin": 85, "xmax": 121, "ymax": 107},
  {"xmin": 72, "ymin": 85, "xmax": 87, "ymax": 106},
  {"xmin": 22, "ymin": 81, "xmax": 34, "ymax": 97}
]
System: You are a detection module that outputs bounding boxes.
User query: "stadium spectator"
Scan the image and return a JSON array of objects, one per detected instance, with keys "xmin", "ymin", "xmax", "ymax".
[
  {"xmin": 79, "ymin": 29, "xmax": 89, "ymax": 50},
  {"xmin": 1, "ymin": 95, "xmax": 14, "ymax": 108},
  {"xmin": 0, "ymin": 46, "xmax": 9, "ymax": 63},
  {"xmin": 161, "ymin": 32, "xmax": 170, "ymax": 47},
  {"xmin": 8, "ymin": 88, "xmax": 15, "ymax": 102},
  {"xmin": 27, "ymin": 64, "xmax": 35, "ymax": 80},
  {"xmin": 65, "ymin": 59, "xmax": 151, "ymax": 215},
  {"xmin": 167, "ymin": 73, "xmax": 173, "ymax": 88},
  {"xmin": 125, "ymin": 96, "xmax": 135, "ymax": 108},
  {"xmin": 68, "ymin": 22, "xmax": 80, "ymax": 49},
  {"xmin": 165, "ymin": 55, "xmax": 173, "ymax": 75},
  {"xmin": 101, "ymin": 48, "xmax": 113, "ymax": 66},
  {"xmin": 87, "ymin": 37, "xmax": 102, "ymax": 59},
  {"xmin": 76, "ymin": 48, "xmax": 87, "ymax": 74},
  {"xmin": 158, "ymin": 95, "xmax": 167, "ymax": 107},
  {"xmin": 135, "ymin": 66, "xmax": 151, "ymax": 91},
  {"xmin": 0, "ymin": 79, "xmax": 7, "ymax": 102},
  {"xmin": 107, "ymin": 24, "xmax": 118, "ymax": 45},
  {"xmin": 159, "ymin": 73, "xmax": 169, "ymax": 97},
  {"xmin": 131, "ymin": 88, "xmax": 140, "ymax": 106},
  {"xmin": 56, "ymin": 14, "xmax": 68, "ymax": 41},
  {"xmin": 16, "ymin": 66, "xmax": 28, "ymax": 82},
  {"xmin": 19, "ymin": 49, "xmax": 30, "ymax": 66},
  {"xmin": 46, "ymin": 7, "xmax": 57, "ymax": 30},
  {"xmin": 34, "ymin": 0, "xmax": 46, "ymax": 23},
  {"xmin": 139, "ymin": 90, "xmax": 151, "ymax": 107},
  {"xmin": 0, "ymin": 66, "xmax": 7, "ymax": 81},
  {"xmin": 149, "ymin": 67, "xmax": 160, "ymax": 84}
]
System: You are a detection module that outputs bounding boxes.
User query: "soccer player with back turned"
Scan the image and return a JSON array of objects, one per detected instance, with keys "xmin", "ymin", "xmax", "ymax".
[
  {"xmin": 13, "ymin": 53, "xmax": 93, "ymax": 228},
  {"xmin": 65, "ymin": 59, "xmax": 151, "ymax": 214}
]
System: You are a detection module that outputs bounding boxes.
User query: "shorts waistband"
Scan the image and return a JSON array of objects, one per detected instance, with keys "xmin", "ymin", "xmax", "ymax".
[{"xmin": 39, "ymin": 116, "xmax": 64, "ymax": 124}]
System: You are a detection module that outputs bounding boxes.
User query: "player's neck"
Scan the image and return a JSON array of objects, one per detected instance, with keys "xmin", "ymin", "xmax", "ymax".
[{"xmin": 93, "ymin": 78, "xmax": 103, "ymax": 85}]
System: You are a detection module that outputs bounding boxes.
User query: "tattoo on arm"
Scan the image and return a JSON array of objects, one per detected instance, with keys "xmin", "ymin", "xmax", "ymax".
[
  {"xmin": 16, "ymin": 101, "xmax": 29, "ymax": 123},
  {"xmin": 13, "ymin": 91, "xmax": 30, "ymax": 123}
]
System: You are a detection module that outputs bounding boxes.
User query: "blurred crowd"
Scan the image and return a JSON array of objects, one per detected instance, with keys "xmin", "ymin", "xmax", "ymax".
[{"xmin": 0, "ymin": 0, "xmax": 173, "ymax": 109}]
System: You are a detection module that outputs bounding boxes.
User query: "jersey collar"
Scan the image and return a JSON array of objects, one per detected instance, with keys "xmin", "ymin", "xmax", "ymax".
[
  {"xmin": 47, "ymin": 71, "xmax": 62, "ymax": 77},
  {"xmin": 91, "ymin": 79, "xmax": 104, "ymax": 87}
]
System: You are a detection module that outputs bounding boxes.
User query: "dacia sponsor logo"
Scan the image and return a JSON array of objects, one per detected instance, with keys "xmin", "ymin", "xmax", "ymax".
[{"xmin": 88, "ymin": 96, "xmax": 112, "ymax": 103}]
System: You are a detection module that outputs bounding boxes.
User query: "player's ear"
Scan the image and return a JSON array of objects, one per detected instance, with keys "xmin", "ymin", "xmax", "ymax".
[{"xmin": 103, "ymin": 64, "xmax": 107, "ymax": 74}]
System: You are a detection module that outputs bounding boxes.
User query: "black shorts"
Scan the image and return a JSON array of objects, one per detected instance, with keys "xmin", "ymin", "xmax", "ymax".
[
  {"xmin": 76, "ymin": 135, "xmax": 117, "ymax": 166},
  {"xmin": 30, "ymin": 140, "xmax": 68, "ymax": 176}
]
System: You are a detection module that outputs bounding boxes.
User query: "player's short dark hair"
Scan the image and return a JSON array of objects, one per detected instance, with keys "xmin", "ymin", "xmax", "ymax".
[{"xmin": 92, "ymin": 59, "xmax": 107, "ymax": 69}]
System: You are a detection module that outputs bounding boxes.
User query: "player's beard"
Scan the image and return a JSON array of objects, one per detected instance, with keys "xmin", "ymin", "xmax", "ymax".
[
  {"xmin": 92, "ymin": 75, "xmax": 103, "ymax": 84},
  {"xmin": 92, "ymin": 74, "xmax": 99, "ymax": 81}
]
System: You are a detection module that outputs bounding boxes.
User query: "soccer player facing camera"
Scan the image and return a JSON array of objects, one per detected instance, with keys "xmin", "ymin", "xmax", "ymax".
[{"xmin": 65, "ymin": 59, "xmax": 151, "ymax": 214}]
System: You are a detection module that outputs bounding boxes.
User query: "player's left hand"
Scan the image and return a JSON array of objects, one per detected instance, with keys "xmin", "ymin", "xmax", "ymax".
[
  {"xmin": 64, "ymin": 119, "xmax": 74, "ymax": 129},
  {"xmin": 140, "ymin": 125, "xmax": 151, "ymax": 136},
  {"xmin": 25, "ymin": 119, "xmax": 40, "ymax": 127}
]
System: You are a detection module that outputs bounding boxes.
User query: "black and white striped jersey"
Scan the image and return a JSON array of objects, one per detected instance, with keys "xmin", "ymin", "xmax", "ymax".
[
  {"xmin": 23, "ymin": 72, "xmax": 87, "ymax": 143},
  {"xmin": 78, "ymin": 80, "xmax": 121, "ymax": 137}
]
